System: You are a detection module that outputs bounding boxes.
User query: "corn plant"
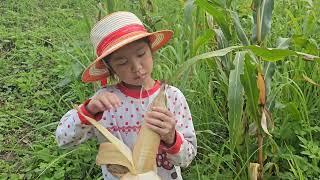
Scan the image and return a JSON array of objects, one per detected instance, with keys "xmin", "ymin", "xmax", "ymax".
[{"xmin": 174, "ymin": 0, "xmax": 319, "ymax": 179}]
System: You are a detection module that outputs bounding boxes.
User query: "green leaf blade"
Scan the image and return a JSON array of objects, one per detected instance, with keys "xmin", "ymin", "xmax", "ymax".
[
  {"xmin": 241, "ymin": 56, "xmax": 259, "ymax": 120},
  {"xmin": 252, "ymin": 0, "xmax": 274, "ymax": 43},
  {"xmin": 228, "ymin": 51, "xmax": 246, "ymax": 152},
  {"xmin": 196, "ymin": 0, "xmax": 231, "ymax": 40}
]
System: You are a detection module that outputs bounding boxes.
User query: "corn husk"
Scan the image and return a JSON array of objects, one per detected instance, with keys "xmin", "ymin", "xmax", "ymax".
[
  {"xmin": 96, "ymin": 143, "xmax": 132, "ymax": 177},
  {"xmin": 74, "ymin": 106, "xmax": 135, "ymax": 174},
  {"xmin": 132, "ymin": 84, "xmax": 166, "ymax": 173},
  {"xmin": 74, "ymin": 83, "xmax": 167, "ymax": 179}
]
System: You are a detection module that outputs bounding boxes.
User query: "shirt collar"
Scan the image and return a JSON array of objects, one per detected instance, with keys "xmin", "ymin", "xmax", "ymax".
[{"xmin": 116, "ymin": 80, "xmax": 161, "ymax": 98}]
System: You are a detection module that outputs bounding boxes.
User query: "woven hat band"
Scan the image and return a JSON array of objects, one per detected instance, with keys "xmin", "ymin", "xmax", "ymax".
[{"xmin": 96, "ymin": 24, "xmax": 147, "ymax": 56}]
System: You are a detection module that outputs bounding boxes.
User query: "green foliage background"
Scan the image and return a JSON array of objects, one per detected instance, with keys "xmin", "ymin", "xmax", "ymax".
[{"xmin": 0, "ymin": 0, "xmax": 319, "ymax": 179}]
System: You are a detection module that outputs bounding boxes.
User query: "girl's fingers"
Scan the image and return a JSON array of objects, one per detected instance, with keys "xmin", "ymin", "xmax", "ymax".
[
  {"xmin": 145, "ymin": 113, "xmax": 176, "ymax": 143},
  {"xmin": 146, "ymin": 111, "xmax": 175, "ymax": 125},
  {"xmin": 146, "ymin": 122, "xmax": 168, "ymax": 136},
  {"xmin": 104, "ymin": 93, "xmax": 121, "ymax": 108},
  {"xmin": 109, "ymin": 93, "xmax": 121, "ymax": 107},
  {"xmin": 99, "ymin": 93, "xmax": 120, "ymax": 109},
  {"xmin": 89, "ymin": 92, "xmax": 121, "ymax": 114},
  {"xmin": 145, "ymin": 117, "xmax": 167, "ymax": 129},
  {"xmin": 151, "ymin": 106, "xmax": 174, "ymax": 117},
  {"xmin": 93, "ymin": 100, "xmax": 107, "ymax": 112},
  {"xmin": 100, "ymin": 95, "xmax": 114, "ymax": 110}
]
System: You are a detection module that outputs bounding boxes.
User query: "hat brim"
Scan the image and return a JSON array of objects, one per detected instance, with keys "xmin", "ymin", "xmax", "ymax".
[{"xmin": 82, "ymin": 30, "xmax": 173, "ymax": 83}]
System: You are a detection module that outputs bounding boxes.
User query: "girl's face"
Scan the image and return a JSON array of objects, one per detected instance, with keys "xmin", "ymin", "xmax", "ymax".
[{"xmin": 108, "ymin": 39, "xmax": 154, "ymax": 88}]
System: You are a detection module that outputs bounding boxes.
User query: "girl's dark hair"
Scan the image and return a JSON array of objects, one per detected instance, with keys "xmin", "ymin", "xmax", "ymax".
[{"xmin": 102, "ymin": 37, "xmax": 151, "ymax": 79}]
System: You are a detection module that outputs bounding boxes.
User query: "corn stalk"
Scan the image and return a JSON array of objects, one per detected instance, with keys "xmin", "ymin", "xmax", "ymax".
[{"xmin": 252, "ymin": 1, "xmax": 274, "ymax": 179}]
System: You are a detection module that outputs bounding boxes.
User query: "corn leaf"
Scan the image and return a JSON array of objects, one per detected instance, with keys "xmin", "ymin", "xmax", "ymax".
[
  {"xmin": 106, "ymin": 0, "xmax": 115, "ymax": 13},
  {"xmin": 214, "ymin": 29, "xmax": 232, "ymax": 71},
  {"xmin": 246, "ymin": 45, "xmax": 296, "ymax": 61},
  {"xmin": 252, "ymin": 0, "xmax": 274, "ymax": 43},
  {"xmin": 184, "ymin": 0, "xmax": 194, "ymax": 27},
  {"xmin": 263, "ymin": 61, "xmax": 275, "ymax": 96},
  {"xmin": 241, "ymin": 56, "xmax": 259, "ymax": 120},
  {"xmin": 193, "ymin": 29, "xmax": 214, "ymax": 55},
  {"xmin": 276, "ymin": 37, "xmax": 291, "ymax": 49},
  {"xmin": 246, "ymin": 45, "xmax": 320, "ymax": 61},
  {"xmin": 263, "ymin": 37, "xmax": 288, "ymax": 102},
  {"xmin": 228, "ymin": 51, "xmax": 245, "ymax": 152},
  {"xmin": 174, "ymin": 46, "xmax": 241, "ymax": 79},
  {"xmin": 196, "ymin": 0, "xmax": 231, "ymax": 40},
  {"xmin": 230, "ymin": 10, "xmax": 250, "ymax": 46}
]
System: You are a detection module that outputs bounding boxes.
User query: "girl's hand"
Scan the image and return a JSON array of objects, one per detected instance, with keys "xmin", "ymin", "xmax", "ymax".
[
  {"xmin": 145, "ymin": 107, "xmax": 177, "ymax": 146},
  {"xmin": 86, "ymin": 92, "xmax": 121, "ymax": 115}
]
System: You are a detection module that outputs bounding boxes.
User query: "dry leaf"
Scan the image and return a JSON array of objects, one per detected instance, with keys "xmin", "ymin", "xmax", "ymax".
[
  {"xmin": 261, "ymin": 109, "xmax": 272, "ymax": 136},
  {"xmin": 257, "ymin": 72, "xmax": 266, "ymax": 105},
  {"xmin": 263, "ymin": 108, "xmax": 274, "ymax": 132},
  {"xmin": 303, "ymin": 74, "xmax": 320, "ymax": 87}
]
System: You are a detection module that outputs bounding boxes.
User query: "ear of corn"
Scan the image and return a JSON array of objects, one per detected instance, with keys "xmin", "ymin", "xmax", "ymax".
[
  {"xmin": 132, "ymin": 84, "xmax": 167, "ymax": 173},
  {"xmin": 74, "ymin": 84, "xmax": 167, "ymax": 179}
]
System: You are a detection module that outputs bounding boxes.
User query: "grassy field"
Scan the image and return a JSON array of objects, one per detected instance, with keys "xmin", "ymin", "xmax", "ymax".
[{"xmin": 1, "ymin": 0, "xmax": 319, "ymax": 179}]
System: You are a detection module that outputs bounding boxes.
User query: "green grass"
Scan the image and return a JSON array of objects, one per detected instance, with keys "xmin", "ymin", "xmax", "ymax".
[{"xmin": 1, "ymin": 0, "xmax": 320, "ymax": 179}]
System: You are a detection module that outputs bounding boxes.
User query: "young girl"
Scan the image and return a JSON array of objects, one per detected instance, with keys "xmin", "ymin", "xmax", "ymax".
[{"xmin": 56, "ymin": 11, "xmax": 197, "ymax": 180}]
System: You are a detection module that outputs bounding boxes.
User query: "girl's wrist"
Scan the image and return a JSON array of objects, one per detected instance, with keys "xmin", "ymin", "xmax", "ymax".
[
  {"xmin": 163, "ymin": 131, "xmax": 176, "ymax": 147},
  {"xmin": 78, "ymin": 99, "xmax": 103, "ymax": 124},
  {"xmin": 83, "ymin": 99, "xmax": 98, "ymax": 115},
  {"xmin": 85, "ymin": 103, "xmax": 97, "ymax": 115}
]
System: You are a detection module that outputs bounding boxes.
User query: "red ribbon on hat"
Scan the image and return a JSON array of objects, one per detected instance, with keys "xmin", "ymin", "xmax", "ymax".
[{"xmin": 96, "ymin": 24, "xmax": 147, "ymax": 56}]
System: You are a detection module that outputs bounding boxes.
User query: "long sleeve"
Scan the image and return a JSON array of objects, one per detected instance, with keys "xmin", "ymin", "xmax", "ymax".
[
  {"xmin": 55, "ymin": 107, "xmax": 95, "ymax": 148},
  {"xmin": 162, "ymin": 87, "xmax": 197, "ymax": 167}
]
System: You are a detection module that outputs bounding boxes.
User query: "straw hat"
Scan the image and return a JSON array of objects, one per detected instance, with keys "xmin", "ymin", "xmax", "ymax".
[{"xmin": 82, "ymin": 11, "xmax": 173, "ymax": 83}]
